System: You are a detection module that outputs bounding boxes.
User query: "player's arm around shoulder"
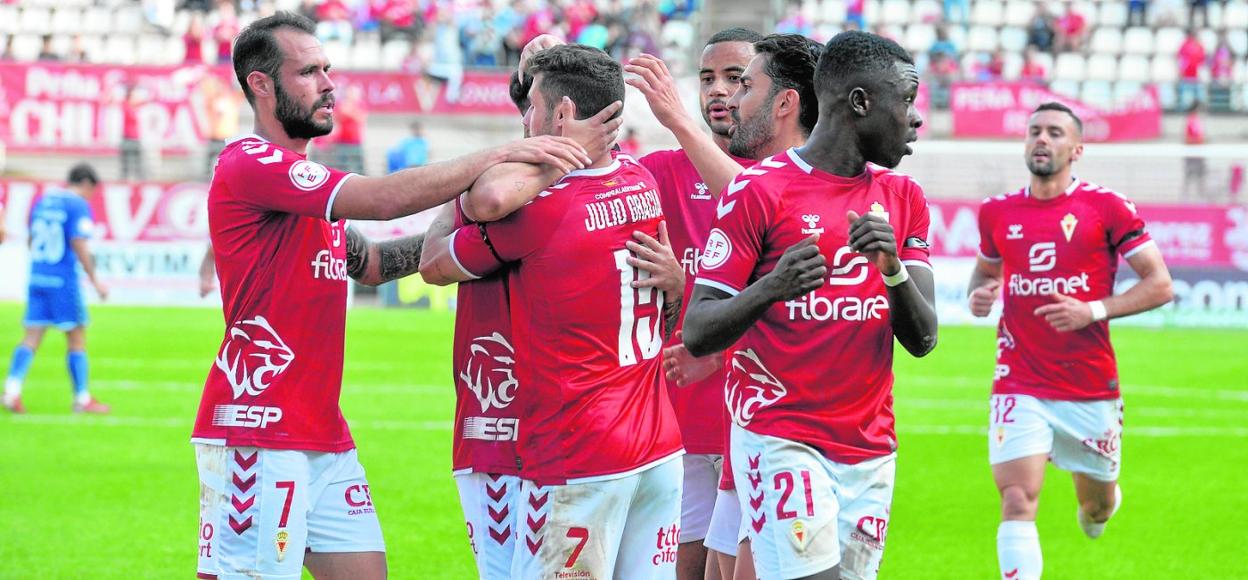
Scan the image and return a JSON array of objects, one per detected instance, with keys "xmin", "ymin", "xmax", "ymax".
[
  {"xmin": 417, "ymin": 202, "xmax": 463, "ymax": 286},
  {"xmin": 345, "ymin": 225, "xmax": 425, "ymax": 287}
]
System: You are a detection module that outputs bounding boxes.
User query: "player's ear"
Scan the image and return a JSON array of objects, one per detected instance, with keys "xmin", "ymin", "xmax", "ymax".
[
  {"xmin": 555, "ymin": 96, "xmax": 577, "ymax": 135},
  {"xmin": 849, "ymin": 87, "xmax": 870, "ymax": 118},
  {"xmin": 776, "ymin": 88, "xmax": 799, "ymax": 120},
  {"xmin": 1070, "ymin": 142, "xmax": 1084, "ymax": 163},
  {"xmin": 247, "ymin": 71, "xmax": 275, "ymax": 100}
]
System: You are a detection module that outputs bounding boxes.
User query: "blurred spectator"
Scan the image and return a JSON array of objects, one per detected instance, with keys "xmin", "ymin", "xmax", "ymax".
[
  {"xmin": 928, "ymin": 50, "xmax": 960, "ymax": 107},
  {"xmin": 943, "ymin": 0, "xmax": 969, "ymax": 25},
  {"xmin": 1183, "ymin": 101, "xmax": 1207, "ymax": 199},
  {"xmin": 387, "ymin": 121, "xmax": 429, "ymax": 173},
  {"xmin": 201, "ymin": 75, "xmax": 239, "ymax": 178},
  {"xmin": 378, "ymin": 0, "xmax": 420, "ymax": 42},
  {"xmin": 185, "ymin": 13, "xmax": 206, "ymax": 64},
  {"xmin": 214, "ymin": 1, "xmax": 240, "ymax": 65},
  {"xmin": 617, "ymin": 128, "xmax": 640, "ymax": 157},
  {"xmin": 66, "ymin": 36, "xmax": 89, "ymax": 63},
  {"xmin": 498, "ymin": 0, "xmax": 527, "ymax": 65},
  {"xmin": 427, "ymin": 4, "xmax": 464, "ymax": 103},
  {"xmin": 776, "ymin": 0, "xmax": 812, "ymax": 37},
  {"xmin": 1210, "ymin": 30, "xmax": 1234, "ymax": 87},
  {"xmin": 658, "ymin": 0, "xmax": 695, "ymax": 21},
  {"xmin": 464, "ymin": 6, "xmax": 503, "ymax": 67},
  {"xmin": 1127, "ymin": 0, "xmax": 1149, "ymax": 27},
  {"xmin": 565, "ymin": 0, "xmax": 599, "ymax": 41},
  {"xmin": 623, "ymin": 0, "xmax": 662, "ymax": 58},
  {"xmin": 1055, "ymin": 3, "xmax": 1087, "ymax": 53},
  {"xmin": 1020, "ymin": 46, "xmax": 1048, "ymax": 82},
  {"xmin": 37, "ymin": 35, "xmax": 60, "ymax": 62},
  {"xmin": 930, "ymin": 24, "xmax": 958, "ymax": 60},
  {"xmin": 846, "ymin": 0, "xmax": 865, "ymax": 30},
  {"xmin": 119, "ymin": 85, "xmax": 146, "ymax": 181},
  {"xmin": 978, "ymin": 49, "xmax": 1005, "ymax": 81},
  {"xmin": 1189, "ymin": 0, "xmax": 1209, "ymax": 29},
  {"xmin": 577, "ymin": 15, "xmax": 610, "ymax": 49},
  {"xmin": 1177, "ymin": 28, "xmax": 1206, "ymax": 110},
  {"xmin": 1, "ymin": 37, "xmax": 13, "ymax": 61},
  {"xmin": 1153, "ymin": 0, "xmax": 1184, "ymax": 26},
  {"xmin": 1026, "ymin": 3, "xmax": 1055, "ymax": 52},
  {"xmin": 330, "ymin": 85, "xmax": 367, "ymax": 174},
  {"xmin": 317, "ymin": 0, "xmax": 355, "ymax": 43},
  {"xmin": 400, "ymin": 42, "xmax": 425, "ymax": 75}
]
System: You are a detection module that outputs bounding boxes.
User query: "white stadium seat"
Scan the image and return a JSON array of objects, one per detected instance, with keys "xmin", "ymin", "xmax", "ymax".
[
  {"xmin": 10, "ymin": 34, "xmax": 41, "ymax": 61},
  {"xmin": 662, "ymin": 20, "xmax": 695, "ymax": 51},
  {"xmin": 350, "ymin": 40, "xmax": 383, "ymax": 71},
  {"xmin": 820, "ymin": 0, "xmax": 845, "ymax": 24},
  {"xmin": 50, "ymin": 8, "xmax": 82, "ymax": 35},
  {"xmin": 1122, "ymin": 27, "xmax": 1154, "ymax": 55},
  {"xmin": 947, "ymin": 24, "xmax": 967, "ymax": 49},
  {"xmin": 864, "ymin": 0, "xmax": 883, "ymax": 25},
  {"xmin": 104, "ymin": 34, "xmax": 137, "ymax": 65},
  {"xmin": 972, "ymin": 1, "xmax": 1005, "ymax": 26},
  {"xmin": 912, "ymin": 0, "xmax": 943, "ymax": 23},
  {"xmin": 1225, "ymin": 2, "xmax": 1248, "ymax": 28},
  {"xmin": 1001, "ymin": 51, "xmax": 1024, "ymax": 80},
  {"xmin": 136, "ymin": 34, "xmax": 167, "ymax": 65},
  {"xmin": 81, "ymin": 7, "xmax": 112, "ymax": 35},
  {"xmin": 1004, "ymin": 1, "xmax": 1033, "ymax": 26},
  {"xmin": 112, "ymin": 5, "xmax": 144, "ymax": 34},
  {"xmin": 960, "ymin": 52, "xmax": 981, "ymax": 78},
  {"xmin": 1151, "ymin": 55, "xmax": 1178, "ymax": 83},
  {"xmin": 1154, "ymin": 27, "xmax": 1186, "ymax": 55},
  {"xmin": 19, "ymin": 6, "xmax": 52, "ymax": 35},
  {"xmin": 1049, "ymin": 79, "xmax": 1081, "ymax": 100},
  {"xmin": 164, "ymin": 36, "xmax": 186, "ymax": 65},
  {"xmin": 0, "ymin": 5, "xmax": 16, "ymax": 35},
  {"xmin": 999, "ymin": 25, "xmax": 1028, "ymax": 52},
  {"xmin": 1089, "ymin": 27, "xmax": 1123, "ymax": 55},
  {"xmin": 1113, "ymin": 81, "xmax": 1144, "ymax": 103},
  {"xmin": 322, "ymin": 40, "xmax": 350, "ymax": 70},
  {"xmin": 1099, "ymin": 2, "xmax": 1128, "ymax": 27},
  {"xmin": 1086, "ymin": 53, "xmax": 1118, "ymax": 81},
  {"xmin": 76, "ymin": 35, "xmax": 104, "ymax": 63},
  {"xmin": 1054, "ymin": 53, "xmax": 1087, "ymax": 81},
  {"xmin": 381, "ymin": 39, "xmax": 411, "ymax": 71},
  {"xmin": 1080, "ymin": 80, "xmax": 1113, "ymax": 108},
  {"xmin": 903, "ymin": 23, "xmax": 936, "ymax": 53},
  {"xmin": 1118, "ymin": 54, "xmax": 1152, "ymax": 82},
  {"xmin": 1199, "ymin": 29, "xmax": 1218, "ymax": 52},
  {"xmin": 1230, "ymin": 30, "xmax": 1248, "ymax": 57},
  {"xmin": 880, "ymin": 0, "xmax": 911, "ymax": 25},
  {"xmin": 967, "ymin": 25, "xmax": 999, "ymax": 52},
  {"xmin": 1073, "ymin": 1, "xmax": 1098, "ymax": 26}
]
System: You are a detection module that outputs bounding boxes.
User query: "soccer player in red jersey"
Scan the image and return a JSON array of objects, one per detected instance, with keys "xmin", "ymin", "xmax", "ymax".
[
  {"xmin": 967, "ymin": 102, "xmax": 1173, "ymax": 580},
  {"xmin": 422, "ymin": 45, "xmax": 685, "ymax": 578},
  {"xmin": 191, "ymin": 13, "xmax": 598, "ymax": 580},
  {"xmin": 627, "ymin": 32, "xmax": 824, "ymax": 580},
  {"xmin": 683, "ymin": 31, "xmax": 937, "ymax": 580}
]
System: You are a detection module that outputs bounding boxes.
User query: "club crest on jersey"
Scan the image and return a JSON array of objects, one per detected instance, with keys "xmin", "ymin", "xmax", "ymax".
[
  {"xmin": 725, "ymin": 348, "xmax": 787, "ymax": 426},
  {"xmin": 870, "ymin": 201, "xmax": 889, "ymax": 221},
  {"xmin": 1060, "ymin": 213, "xmax": 1078, "ymax": 242},
  {"xmin": 460, "ymin": 333, "xmax": 519, "ymax": 412},
  {"xmin": 1007, "ymin": 224, "xmax": 1024, "ymax": 240},
  {"xmin": 801, "ymin": 214, "xmax": 824, "ymax": 235},
  {"xmin": 289, "ymin": 160, "xmax": 330, "ymax": 191},
  {"xmin": 790, "ymin": 520, "xmax": 810, "ymax": 551},
  {"xmin": 215, "ymin": 315, "xmax": 295, "ymax": 399},
  {"xmin": 692, "ymin": 181, "xmax": 712, "ymax": 200},
  {"xmin": 275, "ymin": 530, "xmax": 290, "ymax": 562}
]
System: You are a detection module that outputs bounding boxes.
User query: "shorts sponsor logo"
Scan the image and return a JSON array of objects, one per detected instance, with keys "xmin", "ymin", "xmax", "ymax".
[
  {"xmin": 212, "ymin": 404, "xmax": 283, "ymax": 428},
  {"xmin": 216, "ymin": 315, "xmax": 295, "ymax": 399},
  {"xmin": 1082, "ymin": 428, "xmax": 1121, "ymax": 459},
  {"xmin": 852, "ymin": 515, "xmax": 888, "ymax": 549},
  {"xmin": 701, "ymin": 229, "xmax": 732, "ymax": 270},
  {"xmin": 461, "ymin": 332, "xmax": 518, "ymax": 412},
  {"xmin": 725, "ymin": 349, "xmax": 786, "ymax": 427},
  {"xmin": 345, "ymin": 484, "xmax": 376, "ymax": 515},
  {"xmin": 289, "ymin": 160, "xmax": 330, "ymax": 191},
  {"xmin": 198, "ymin": 519, "xmax": 214, "ymax": 559},
  {"xmin": 1027, "ymin": 242, "xmax": 1057, "ymax": 272},
  {"xmin": 310, "ymin": 249, "xmax": 348, "ymax": 281},
  {"xmin": 462, "ymin": 417, "xmax": 519, "ymax": 441},
  {"xmin": 653, "ymin": 524, "xmax": 679, "ymax": 565}
]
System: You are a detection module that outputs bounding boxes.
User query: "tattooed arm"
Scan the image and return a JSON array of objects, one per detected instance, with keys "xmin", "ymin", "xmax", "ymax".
[{"xmin": 345, "ymin": 226, "xmax": 426, "ymax": 287}]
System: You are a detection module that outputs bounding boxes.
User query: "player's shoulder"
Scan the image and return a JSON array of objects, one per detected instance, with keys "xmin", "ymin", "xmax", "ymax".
[
  {"xmin": 867, "ymin": 162, "xmax": 926, "ymax": 200},
  {"xmin": 635, "ymin": 148, "xmax": 681, "ymax": 168},
  {"xmin": 216, "ymin": 134, "xmax": 300, "ymax": 174},
  {"xmin": 980, "ymin": 187, "xmax": 1027, "ymax": 208},
  {"xmin": 725, "ymin": 150, "xmax": 804, "ymax": 199},
  {"xmin": 1072, "ymin": 179, "xmax": 1138, "ymax": 209}
]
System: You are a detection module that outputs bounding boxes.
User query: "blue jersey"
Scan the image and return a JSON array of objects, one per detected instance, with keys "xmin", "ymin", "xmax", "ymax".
[{"xmin": 28, "ymin": 190, "xmax": 95, "ymax": 289}]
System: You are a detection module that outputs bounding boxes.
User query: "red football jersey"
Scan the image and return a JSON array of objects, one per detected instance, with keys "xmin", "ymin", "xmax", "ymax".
[
  {"xmin": 638, "ymin": 149, "xmax": 752, "ymax": 455},
  {"xmin": 450, "ymin": 199, "xmax": 521, "ymax": 475},
  {"xmin": 449, "ymin": 158, "xmax": 684, "ymax": 485},
  {"xmin": 193, "ymin": 134, "xmax": 357, "ymax": 452},
  {"xmin": 978, "ymin": 179, "xmax": 1154, "ymax": 401},
  {"xmin": 695, "ymin": 148, "xmax": 932, "ymax": 464}
]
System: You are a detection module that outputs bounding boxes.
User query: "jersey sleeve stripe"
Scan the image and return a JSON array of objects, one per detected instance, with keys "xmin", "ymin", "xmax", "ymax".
[
  {"xmin": 448, "ymin": 238, "xmax": 483, "ymax": 281},
  {"xmin": 901, "ymin": 260, "xmax": 933, "ymax": 271},
  {"xmin": 977, "ymin": 250, "xmax": 1003, "ymax": 263},
  {"xmin": 694, "ymin": 278, "xmax": 742, "ymax": 296},
  {"xmin": 324, "ymin": 173, "xmax": 356, "ymax": 222},
  {"xmin": 1121, "ymin": 239, "xmax": 1156, "ymax": 259}
]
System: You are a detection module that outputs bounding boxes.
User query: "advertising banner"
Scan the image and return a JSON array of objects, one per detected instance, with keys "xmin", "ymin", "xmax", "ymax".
[{"xmin": 949, "ymin": 82, "xmax": 1162, "ymax": 142}]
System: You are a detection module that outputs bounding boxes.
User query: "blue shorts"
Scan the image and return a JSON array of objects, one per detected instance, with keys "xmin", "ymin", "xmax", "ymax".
[{"xmin": 24, "ymin": 284, "xmax": 88, "ymax": 330}]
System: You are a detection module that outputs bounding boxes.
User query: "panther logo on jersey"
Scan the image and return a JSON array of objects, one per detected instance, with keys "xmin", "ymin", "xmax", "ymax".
[
  {"xmin": 215, "ymin": 315, "xmax": 295, "ymax": 399},
  {"xmin": 725, "ymin": 348, "xmax": 787, "ymax": 426},
  {"xmin": 460, "ymin": 332, "xmax": 519, "ymax": 412}
]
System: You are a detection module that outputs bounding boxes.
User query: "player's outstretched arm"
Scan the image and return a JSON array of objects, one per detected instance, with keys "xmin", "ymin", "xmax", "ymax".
[
  {"xmin": 70, "ymin": 238, "xmax": 108, "ymax": 301},
  {"xmin": 417, "ymin": 204, "xmax": 467, "ymax": 286},
  {"xmin": 967, "ymin": 257, "xmax": 1003, "ymax": 317},
  {"xmin": 847, "ymin": 211, "xmax": 937, "ymax": 357},
  {"xmin": 463, "ymin": 100, "xmax": 623, "ymax": 223},
  {"xmin": 329, "ymin": 136, "xmax": 591, "ymax": 221},
  {"xmin": 345, "ymin": 226, "xmax": 426, "ymax": 287},
  {"xmin": 683, "ymin": 235, "xmax": 826, "ymax": 356},
  {"xmin": 625, "ymin": 54, "xmax": 745, "ymax": 196}
]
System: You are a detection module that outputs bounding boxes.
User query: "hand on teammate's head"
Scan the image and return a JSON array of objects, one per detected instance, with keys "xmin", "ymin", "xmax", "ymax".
[
  {"xmin": 519, "ymin": 34, "xmax": 567, "ymax": 82},
  {"xmin": 561, "ymin": 97, "xmax": 624, "ymax": 160}
]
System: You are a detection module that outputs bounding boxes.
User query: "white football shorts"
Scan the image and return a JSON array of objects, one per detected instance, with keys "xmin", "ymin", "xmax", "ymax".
[
  {"xmin": 730, "ymin": 424, "xmax": 895, "ymax": 580},
  {"xmin": 455, "ymin": 471, "xmax": 521, "ymax": 580},
  {"xmin": 680, "ymin": 453, "xmax": 723, "ymax": 543},
  {"xmin": 195, "ymin": 444, "xmax": 385, "ymax": 580},
  {"xmin": 703, "ymin": 488, "xmax": 744, "ymax": 556},
  {"xmin": 511, "ymin": 455, "xmax": 683, "ymax": 579},
  {"xmin": 988, "ymin": 394, "xmax": 1124, "ymax": 482}
]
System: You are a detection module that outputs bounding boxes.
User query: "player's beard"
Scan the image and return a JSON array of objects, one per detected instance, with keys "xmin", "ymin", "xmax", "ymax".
[
  {"xmin": 1026, "ymin": 155, "xmax": 1058, "ymax": 177},
  {"xmin": 728, "ymin": 93, "xmax": 777, "ymax": 159},
  {"xmin": 275, "ymin": 80, "xmax": 334, "ymax": 140}
]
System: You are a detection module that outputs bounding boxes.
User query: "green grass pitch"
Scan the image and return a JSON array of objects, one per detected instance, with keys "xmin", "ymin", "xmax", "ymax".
[{"xmin": 0, "ymin": 303, "xmax": 1245, "ymax": 578}]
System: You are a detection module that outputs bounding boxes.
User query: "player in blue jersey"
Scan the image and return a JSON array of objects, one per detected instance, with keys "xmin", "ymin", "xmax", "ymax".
[{"xmin": 4, "ymin": 163, "xmax": 111, "ymax": 415}]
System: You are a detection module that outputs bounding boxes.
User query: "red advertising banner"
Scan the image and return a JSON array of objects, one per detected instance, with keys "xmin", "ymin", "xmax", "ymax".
[
  {"xmin": 925, "ymin": 198, "xmax": 1248, "ymax": 270},
  {"xmin": 949, "ymin": 82, "xmax": 1162, "ymax": 142},
  {"xmin": 331, "ymin": 69, "xmax": 515, "ymax": 115}
]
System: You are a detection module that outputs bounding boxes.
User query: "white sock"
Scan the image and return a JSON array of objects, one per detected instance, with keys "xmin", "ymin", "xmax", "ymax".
[
  {"xmin": 3, "ymin": 378, "xmax": 21, "ymax": 401},
  {"xmin": 998, "ymin": 520, "xmax": 1042, "ymax": 580},
  {"xmin": 75, "ymin": 391, "xmax": 92, "ymax": 405}
]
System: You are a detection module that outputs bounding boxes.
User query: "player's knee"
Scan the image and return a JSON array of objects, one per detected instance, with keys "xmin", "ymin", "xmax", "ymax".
[
  {"xmin": 1000, "ymin": 485, "xmax": 1039, "ymax": 519},
  {"xmin": 1080, "ymin": 495, "xmax": 1114, "ymax": 522}
]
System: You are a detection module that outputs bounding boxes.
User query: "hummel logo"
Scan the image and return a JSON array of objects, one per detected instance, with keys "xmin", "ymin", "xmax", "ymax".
[
  {"xmin": 801, "ymin": 214, "xmax": 824, "ymax": 235},
  {"xmin": 692, "ymin": 181, "xmax": 711, "ymax": 200},
  {"xmin": 1007, "ymin": 224, "xmax": 1023, "ymax": 240}
]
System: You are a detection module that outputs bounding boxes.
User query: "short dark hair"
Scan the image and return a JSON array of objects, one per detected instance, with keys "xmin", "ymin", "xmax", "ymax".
[
  {"xmin": 706, "ymin": 27, "xmax": 764, "ymax": 46},
  {"xmin": 508, "ymin": 70, "xmax": 533, "ymax": 114},
  {"xmin": 1033, "ymin": 101, "xmax": 1083, "ymax": 134},
  {"xmin": 754, "ymin": 33, "xmax": 824, "ymax": 134},
  {"xmin": 527, "ymin": 44, "xmax": 624, "ymax": 120},
  {"xmin": 67, "ymin": 163, "xmax": 99, "ymax": 186},
  {"xmin": 815, "ymin": 31, "xmax": 914, "ymax": 100},
  {"xmin": 232, "ymin": 12, "xmax": 317, "ymax": 106}
]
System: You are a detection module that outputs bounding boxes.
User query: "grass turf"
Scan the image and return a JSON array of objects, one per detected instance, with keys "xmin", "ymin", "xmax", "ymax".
[{"xmin": 0, "ymin": 303, "xmax": 1244, "ymax": 578}]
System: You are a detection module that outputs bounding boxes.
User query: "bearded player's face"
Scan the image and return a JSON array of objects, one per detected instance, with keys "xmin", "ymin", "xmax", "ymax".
[
  {"xmin": 1025, "ymin": 110, "xmax": 1083, "ymax": 177},
  {"xmin": 699, "ymin": 41, "xmax": 754, "ymax": 138},
  {"xmin": 272, "ymin": 29, "xmax": 336, "ymax": 140}
]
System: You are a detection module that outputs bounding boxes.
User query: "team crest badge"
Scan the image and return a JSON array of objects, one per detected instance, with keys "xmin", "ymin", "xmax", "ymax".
[
  {"xmin": 790, "ymin": 520, "xmax": 810, "ymax": 551},
  {"xmin": 275, "ymin": 530, "xmax": 290, "ymax": 562},
  {"xmin": 870, "ymin": 201, "xmax": 889, "ymax": 221},
  {"xmin": 1061, "ymin": 213, "xmax": 1078, "ymax": 242}
]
